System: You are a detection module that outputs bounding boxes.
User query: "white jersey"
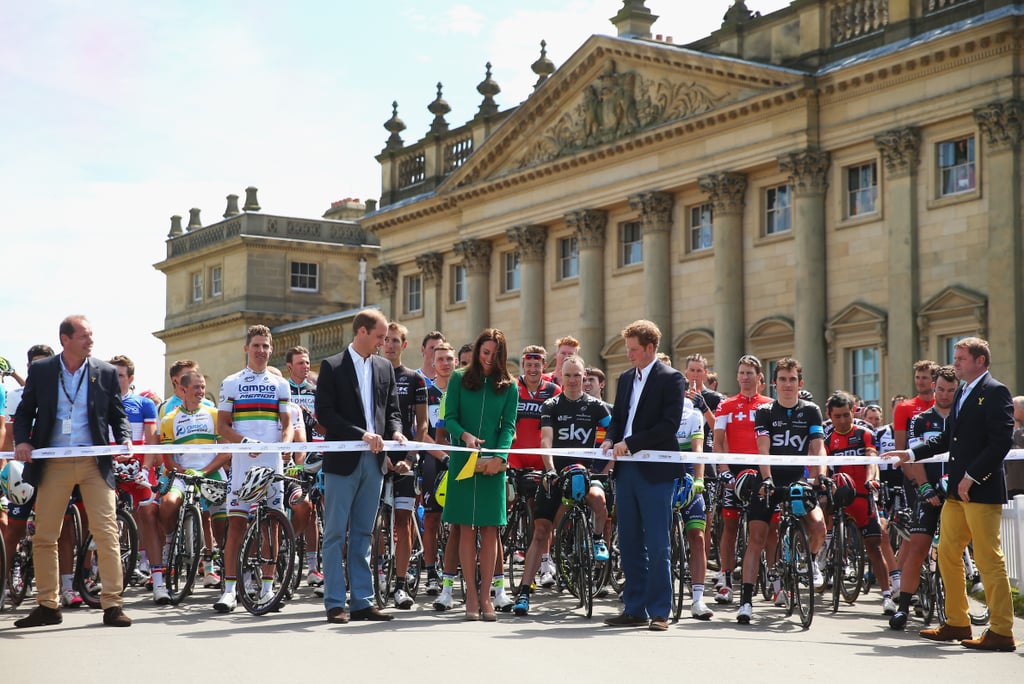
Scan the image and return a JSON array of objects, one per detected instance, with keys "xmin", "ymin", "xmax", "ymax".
[{"xmin": 218, "ymin": 367, "xmax": 291, "ymax": 443}]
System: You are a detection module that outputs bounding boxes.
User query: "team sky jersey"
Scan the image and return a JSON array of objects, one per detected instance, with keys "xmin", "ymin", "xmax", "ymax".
[
  {"xmin": 510, "ymin": 377, "xmax": 561, "ymax": 470},
  {"xmin": 160, "ymin": 404, "xmax": 221, "ymax": 471},
  {"xmin": 158, "ymin": 394, "xmax": 216, "ymax": 421},
  {"xmin": 908, "ymin": 407, "xmax": 947, "ymax": 485},
  {"xmin": 754, "ymin": 399, "xmax": 825, "ymax": 485},
  {"xmin": 426, "ymin": 383, "xmax": 446, "ymax": 439},
  {"xmin": 826, "ymin": 426, "xmax": 876, "ymax": 493},
  {"xmin": 893, "ymin": 395, "xmax": 935, "ymax": 437},
  {"xmin": 715, "ymin": 392, "xmax": 773, "ymax": 472},
  {"xmin": 288, "ymin": 379, "xmax": 322, "ymax": 442},
  {"xmin": 540, "ymin": 392, "xmax": 611, "ymax": 472},
  {"xmin": 218, "ymin": 367, "xmax": 291, "ymax": 442},
  {"xmin": 394, "ymin": 365, "xmax": 427, "ymax": 439}
]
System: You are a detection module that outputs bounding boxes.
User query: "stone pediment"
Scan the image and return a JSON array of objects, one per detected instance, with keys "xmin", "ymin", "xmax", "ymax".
[{"xmin": 442, "ymin": 35, "xmax": 804, "ymax": 192}]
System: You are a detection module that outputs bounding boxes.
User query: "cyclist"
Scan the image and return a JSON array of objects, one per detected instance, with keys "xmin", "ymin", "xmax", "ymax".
[
  {"xmin": 422, "ymin": 342, "xmax": 455, "ymax": 601},
  {"xmin": 548, "ymin": 336, "xmax": 580, "ymax": 386},
  {"xmin": 824, "ymin": 391, "xmax": 895, "ymax": 615},
  {"xmin": 214, "ymin": 325, "xmax": 293, "ymax": 613},
  {"xmin": 676, "ymin": 392, "xmax": 713, "ymax": 619},
  {"xmin": 513, "ymin": 355, "xmax": 610, "ymax": 616},
  {"xmin": 158, "ymin": 359, "xmax": 215, "ymax": 420},
  {"xmin": 712, "ymin": 354, "xmax": 772, "ymax": 604},
  {"xmin": 415, "ymin": 330, "xmax": 446, "ymax": 387},
  {"xmin": 738, "ymin": 357, "xmax": 827, "ymax": 624},
  {"xmin": 381, "ymin": 322, "xmax": 427, "ymax": 609},
  {"xmin": 284, "ymin": 346, "xmax": 324, "ymax": 587}
]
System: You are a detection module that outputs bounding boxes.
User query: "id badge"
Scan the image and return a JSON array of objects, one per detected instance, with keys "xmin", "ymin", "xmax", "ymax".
[{"xmin": 62, "ymin": 418, "xmax": 73, "ymax": 434}]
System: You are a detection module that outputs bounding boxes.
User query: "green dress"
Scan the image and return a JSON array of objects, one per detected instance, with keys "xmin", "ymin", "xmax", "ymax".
[{"xmin": 441, "ymin": 369, "xmax": 518, "ymax": 527}]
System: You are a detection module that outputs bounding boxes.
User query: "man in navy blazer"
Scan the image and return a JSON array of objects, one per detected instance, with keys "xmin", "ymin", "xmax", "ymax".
[
  {"xmin": 601, "ymin": 320, "xmax": 684, "ymax": 631},
  {"xmin": 315, "ymin": 308, "xmax": 405, "ymax": 623},
  {"xmin": 891, "ymin": 336, "xmax": 1016, "ymax": 651},
  {"xmin": 13, "ymin": 315, "xmax": 133, "ymax": 628}
]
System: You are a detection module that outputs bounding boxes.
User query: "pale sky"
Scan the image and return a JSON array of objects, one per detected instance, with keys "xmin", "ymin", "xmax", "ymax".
[{"xmin": 0, "ymin": 1, "xmax": 792, "ymax": 395}]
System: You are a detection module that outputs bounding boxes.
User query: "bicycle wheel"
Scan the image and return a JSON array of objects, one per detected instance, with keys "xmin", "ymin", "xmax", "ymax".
[
  {"xmin": 607, "ymin": 525, "xmax": 624, "ymax": 594},
  {"xmin": 8, "ymin": 536, "xmax": 33, "ymax": 608},
  {"xmin": 0, "ymin": 535, "xmax": 7, "ymax": 612},
  {"xmin": 166, "ymin": 504, "xmax": 203, "ymax": 605},
  {"xmin": 917, "ymin": 561, "xmax": 936, "ymax": 625},
  {"xmin": 554, "ymin": 510, "xmax": 579, "ymax": 598},
  {"xmin": 289, "ymin": 533, "xmax": 305, "ymax": 598},
  {"xmin": 237, "ymin": 508, "xmax": 295, "ymax": 615},
  {"xmin": 788, "ymin": 522, "xmax": 814, "ymax": 629},
  {"xmin": 75, "ymin": 508, "xmax": 137, "ymax": 608},
  {"xmin": 934, "ymin": 569, "xmax": 947, "ymax": 625},
  {"xmin": 575, "ymin": 511, "xmax": 595, "ymax": 618},
  {"xmin": 838, "ymin": 517, "xmax": 865, "ymax": 604},
  {"xmin": 670, "ymin": 514, "xmax": 687, "ymax": 620},
  {"xmin": 758, "ymin": 550, "xmax": 772, "ymax": 601},
  {"xmin": 406, "ymin": 525, "xmax": 424, "ymax": 597},
  {"xmin": 503, "ymin": 501, "xmax": 532, "ymax": 591},
  {"xmin": 371, "ymin": 509, "xmax": 395, "ymax": 609}
]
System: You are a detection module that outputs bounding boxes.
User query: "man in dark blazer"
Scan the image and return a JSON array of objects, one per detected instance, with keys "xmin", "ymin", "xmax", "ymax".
[
  {"xmin": 891, "ymin": 336, "xmax": 1016, "ymax": 651},
  {"xmin": 315, "ymin": 308, "xmax": 406, "ymax": 623},
  {"xmin": 13, "ymin": 315, "xmax": 133, "ymax": 628},
  {"xmin": 600, "ymin": 320, "xmax": 684, "ymax": 631}
]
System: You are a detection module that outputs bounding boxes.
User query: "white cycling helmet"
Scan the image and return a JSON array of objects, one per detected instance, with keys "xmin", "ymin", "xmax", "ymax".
[
  {"xmin": 235, "ymin": 466, "xmax": 275, "ymax": 504},
  {"xmin": 200, "ymin": 478, "xmax": 229, "ymax": 505},
  {"xmin": 113, "ymin": 460, "xmax": 141, "ymax": 482},
  {"xmin": 1, "ymin": 461, "xmax": 35, "ymax": 505},
  {"xmin": 302, "ymin": 453, "xmax": 323, "ymax": 475}
]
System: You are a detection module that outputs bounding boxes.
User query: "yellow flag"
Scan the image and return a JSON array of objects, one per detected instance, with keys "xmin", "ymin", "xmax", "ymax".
[{"xmin": 455, "ymin": 451, "xmax": 479, "ymax": 481}]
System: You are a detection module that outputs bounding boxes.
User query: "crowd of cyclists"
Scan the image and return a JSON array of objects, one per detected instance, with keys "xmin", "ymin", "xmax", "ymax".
[{"xmin": 2, "ymin": 326, "xmax": 1021, "ymax": 630}]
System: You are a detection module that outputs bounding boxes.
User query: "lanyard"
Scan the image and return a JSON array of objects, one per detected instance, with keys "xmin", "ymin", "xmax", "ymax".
[{"xmin": 59, "ymin": 362, "xmax": 87, "ymax": 409}]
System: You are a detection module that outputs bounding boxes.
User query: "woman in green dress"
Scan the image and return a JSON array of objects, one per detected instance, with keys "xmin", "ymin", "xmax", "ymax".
[{"xmin": 441, "ymin": 328, "xmax": 518, "ymax": 620}]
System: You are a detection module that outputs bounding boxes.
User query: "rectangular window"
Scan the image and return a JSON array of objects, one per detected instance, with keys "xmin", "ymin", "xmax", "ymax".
[
  {"xmin": 209, "ymin": 266, "xmax": 223, "ymax": 297},
  {"xmin": 503, "ymin": 251, "xmax": 520, "ymax": 293},
  {"xmin": 850, "ymin": 347, "xmax": 881, "ymax": 405},
  {"xmin": 451, "ymin": 264, "xmax": 467, "ymax": 304},
  {"xmin": 620, "ymin": 220, "xmax": 642, "ymax": 266},
  {"xmin": 938, "ymin": 137, "xmax": 975, "ymax": 196},
  {"xmin": 765, "ymin": 184, "xmax": 792, "ymax": 235},
  {"xmin": 191, "ymin": 272, "xmax": 203, "ymax": 302},
  {"xmin": 942, "ymin": 334, "xmax": 970, "ymax": 364},
  {"xmin": 290, "ymin": 262, "xmax": 319, "ymax": 292},
  {"xmin": 404, "ymin": 274, "xmax": 422, "ymax": 314},
  {"xmin": 559, "ymin": 236, "xmax": 579, "ymax": 280},
  {"xmin": 689, "ymin": 204, "xmax": 714, "ymax": 252},
  {"xmin": 846, "ymin": 162, "xmax": 878, "ymax": 217}
]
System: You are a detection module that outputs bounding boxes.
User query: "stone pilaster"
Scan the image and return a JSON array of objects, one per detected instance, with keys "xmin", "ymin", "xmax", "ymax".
[
  {"xmin": 416, "ymin": 252, "xmax": 443, "ymax": 332},
  {"xmin": 779, "ymin": 150, "xmax": 830, "ymax": 402},
  {"xmin": 974, "ymin": 101, "xmax": 1023, "ymax": 389},
  {"xmin": 372, "ymin": 263, "xmax": 398, "ymax": 320},
  {"xmin": 875, "ymin": 127, "xmax": 921, "ymax": 403},
  {"xmin": 454, "ymin": 238, "xmax": 493, "ymax": 339},
  {"xmin": 698, "ymin": 172, "xmax": 746, "ymax": 393},
  {"xmin": 629, "ymin": 191, "xmax": 673, "ymax": 351},
  {"xmin": 507, "ymin": 225, "xmax": 548, "ymax": 348},
  {"xmin": 566, "ymin": 209, "xmax": 608, "ymax": 367}
]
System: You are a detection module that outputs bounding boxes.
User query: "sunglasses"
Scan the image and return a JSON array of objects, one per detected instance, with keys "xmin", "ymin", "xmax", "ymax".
[
  {"xmin": 738, "ymin": 354, "xmax": 762, "ymax": 371},
  {"xmin": 522, "ymin": 353, "xmax": 545, "ymax": 361}
]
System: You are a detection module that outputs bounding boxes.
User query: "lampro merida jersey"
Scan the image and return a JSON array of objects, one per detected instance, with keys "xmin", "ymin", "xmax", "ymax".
[
  {"xmin": 540, "ymin": 392, "xmax": 610, "ymax": 473},
  {"xmin": 218, "ymin": 367, "xmax": 291, "ymax": 442},
  {"xmin": 160, "ymin": 404, "xmax": 221, "ymax": 471},
  {"xmin": 754, "ymin": 399, "xmax": 824, "ymax": 485}
]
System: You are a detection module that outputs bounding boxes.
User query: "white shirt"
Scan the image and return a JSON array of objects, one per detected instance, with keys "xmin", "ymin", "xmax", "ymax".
[
  {"xmin": 624, "ymin": 358, "xmax": 658, "ymax": 440},
  {"xmin": 347, "ymin": 344, "xmax": 376, "ymax": 434}
]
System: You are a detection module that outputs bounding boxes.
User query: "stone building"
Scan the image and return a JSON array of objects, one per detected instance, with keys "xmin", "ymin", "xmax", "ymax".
[
  {"xmin": 154, "ymin": 188, "xmax": 380, "ymax": 396},
  {"xmin": 364, "ymin": 0, "xmax": 1024, "ymax": 404}
]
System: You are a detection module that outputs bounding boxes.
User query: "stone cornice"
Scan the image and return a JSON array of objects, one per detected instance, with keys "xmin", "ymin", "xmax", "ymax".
[{"xmin": 154, "ymin": 311, "xmax": 296, "ymax": 341}]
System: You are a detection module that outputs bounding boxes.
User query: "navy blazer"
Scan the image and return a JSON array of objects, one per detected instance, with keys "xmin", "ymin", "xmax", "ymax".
[
  {"xmin": 314, "ymin": 348, "xmax": 403, "ymax": 477},
  {"xmin": 605, "ymin": 360, "xmax": 686, "ymax": 483},
  {"xmin": 911, "ymin": 372, "xmax": 1014, "ymax": 504},
  {"xmin": 13, "ymin": 355, "xmax": 132, "ymax": 489}
]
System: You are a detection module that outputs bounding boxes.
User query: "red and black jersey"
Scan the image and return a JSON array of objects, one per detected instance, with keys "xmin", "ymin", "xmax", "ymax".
[
  {"xmin": 826, "ymin": 426, "xmax": 875, "ymax": 493},
  {"xmin": 892, "ymin": 395, "xmax": 934, "ymax": 436},
  {"xmin": 510, "ymin": 378, "xmax": 561, "ymax": 470}
]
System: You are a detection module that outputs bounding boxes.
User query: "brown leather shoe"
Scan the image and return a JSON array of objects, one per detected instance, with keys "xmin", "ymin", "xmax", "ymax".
[
  {"xmin": 102, "ymin": 607, "xmax": 132, "ymax": 627},
  {"xmin": 326, "ymin": 607, "xmax": 349, "ymax": 624},
  {"xmin": 961, "ymin": 630, "xmax": 1016, "ymax": 652},
  {"xmin": 649, "ymin": 616, "xmax": 669, "ymax": 632},
  {"xmin": 349, "ymin": 605, "xmax": 394, "ymax": 621},
  {"xmin": 919, "ymin": 623, "xmax": 971, "ymax": 642},
  {"xmin": 14, "ymin": 605, "xmax": 63, "ymax": 628}
]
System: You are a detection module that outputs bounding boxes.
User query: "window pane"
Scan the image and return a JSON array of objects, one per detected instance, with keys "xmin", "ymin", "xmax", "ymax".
[
  {"xmin": 504, "ymin": 252, "xmax": 520, "ymax": 292},
  {"xmin": 689, "ymin": 204, "xmax": 713, "ymax": 252},
  {"xmin": 850, "ymin": 348, "xmax": 880, "ymax": 405},
  {"xmin": 938, "ymin": 138, "xmax": 975, "ymax": 196}
]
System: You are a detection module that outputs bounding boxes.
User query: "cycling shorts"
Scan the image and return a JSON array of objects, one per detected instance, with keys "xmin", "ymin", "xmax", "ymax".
[
  {"xmin": 679, "ymin": 493, "xmax": 707, "ymax": 531},
  {"xmin": 905, "ymin": 485, "xmax": 940, "ymax": 537}
]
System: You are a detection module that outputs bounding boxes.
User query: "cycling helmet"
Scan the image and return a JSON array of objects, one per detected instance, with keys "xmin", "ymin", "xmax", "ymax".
[
  {"xmin": 558, "ymin": 464, "xmax": 591, "ymax": 503},
  {"xmin": 832, "ymin": 472, "xmax": 856, "ymax": 508},
  {"xmin": 199, "ymin": 478, "xmax": 229, "ymax": 505},
  {"xmin": 518, "ymin": 470, "xmax": 543, "ymax": 500},
  {"xmin": 302, "ymin": 453, "xmax": 323, "ymax": 475},
  {"xmin": 235, "ymin": 466, "xmax": 275, "ymax": 504},
  {"xmin": 733, "ymin": 468, "xmax": 760, "ymax": 506},
  {"xmin": 113, "ymin": 459, "xmax": 141, "ymax": 483},
  {"xmin": 789, "ymin": 481, "xmax": 818, "ymax": 517},
  {"xmin": 673, "ymin": 474, "xmax": 696, "ymax": 510},
  {"xmin": 1, "ymin": 461, "xmax": 35, "ymax": 505},
  {"xmin": 798, "ymin": 389, "xmax": 814, "ymax": 401}
]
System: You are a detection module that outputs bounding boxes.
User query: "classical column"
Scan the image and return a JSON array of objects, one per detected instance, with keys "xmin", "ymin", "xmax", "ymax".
[
  {"xmin": 372, "ymin": 263, "xmax": 398, "ymax": 320},
  {"xmin": 507, "ymin": 225, "xmax": 547, "ymax": 348},
  {"xmin": 454, "ymin": 238, "xmax": 493, "ymax": 339},
  {"xmin": 697, "ymin": 172, "xmax": 746, "ymax": 393},
  {"xmin": 779, "ymin": 150, "xmax": 830, "ymax": 403},
  {"xmin": 628, "ymin": 191, "xmax": 673, "ymax": 350},
  {"xmin": 974, "ymin": 101, "xmax": 1023, "ymax": 389},
  {"xmin": 875, "ymin": 127, "xmax": 921, "ymax": 402},
  {"xmin": 566, "ymin": 209, "xmax": 607, "ymax": 367},
  {"xmin": 416, "ymin": 252, "xmax": 443, "ymax": 332}
]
